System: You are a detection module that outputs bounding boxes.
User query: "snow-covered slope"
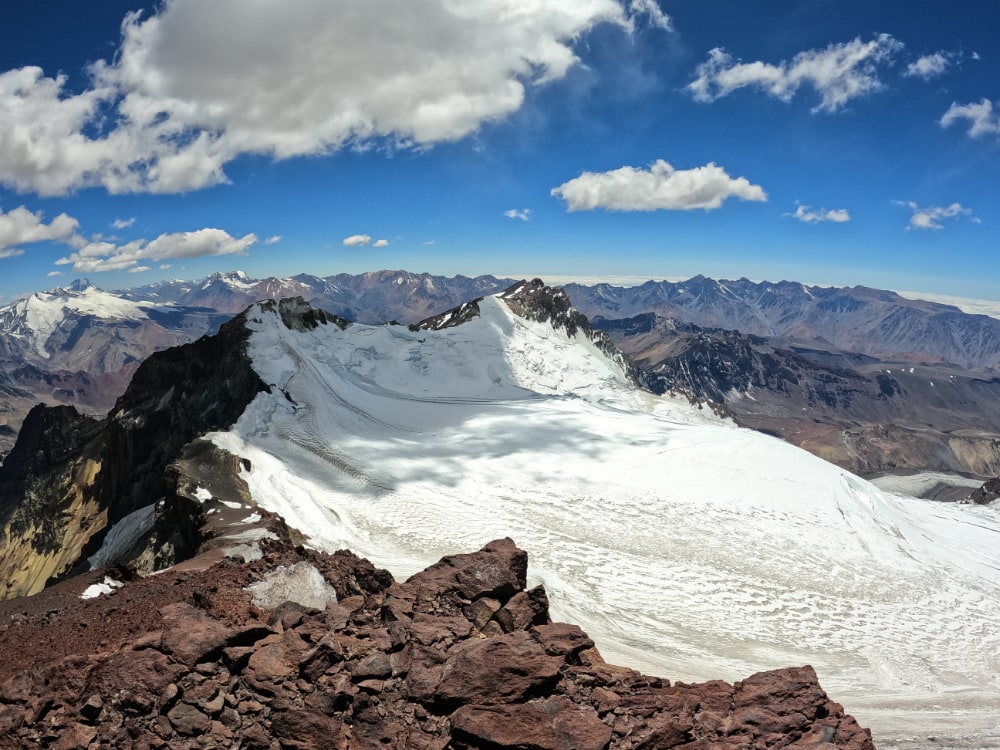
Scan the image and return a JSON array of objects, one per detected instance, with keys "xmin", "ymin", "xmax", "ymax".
[{"xmin": 208, "ymin": 293, "xmax": 1000, "ymax": 748}]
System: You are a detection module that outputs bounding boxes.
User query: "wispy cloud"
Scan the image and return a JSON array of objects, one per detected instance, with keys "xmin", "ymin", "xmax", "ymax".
[
  {"xmin": 56, "ymin": 228, "xmax": 258, "ymax": 272},
  {"xmin": 0, "ymin": 205, "xmax": 79, "ymax": 257},
  {"xmin": 264, "ymin": 235, "xmax": 282, "ymax": 244},
  {"xmin": 111, "ymin": 217, "xmax": 136, "ymax": 230},
  {"xmin": 627, "ymin": 0, "xmax": 672, "ymax": 31},
  {"xmin": 941, "ymin": 98, "xmax": 1000, "ymax": 138},
  {"xmin": 504, "ymin": 208, "xmax": 532, "ymax": 221},
  {"xmin": 46, "ymin": 271, "xmax": 63, "ymax": 277},
  {"xmin": 785, "ymin": 204, "xmax": 850, "ymax": 223},
  {"xmin": 687, "ymin": 35, "xmax": 902, "ymax": 113},
  {"xmin": 896, "ymin": 200, "xmax": 974, "ymax": 230},
  {"xmin": 551, "ymin": 159, "xmax": 766, "ymax": 212}
]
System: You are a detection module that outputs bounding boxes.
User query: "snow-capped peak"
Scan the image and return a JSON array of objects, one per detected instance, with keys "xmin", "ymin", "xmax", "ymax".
[
  {"xmin": 0, "ymin": 284, "xmax": 173, "ymax": 359},
  {"xmin": 64, "ymin": 278, "xmax": 97, "ymax": 293}
]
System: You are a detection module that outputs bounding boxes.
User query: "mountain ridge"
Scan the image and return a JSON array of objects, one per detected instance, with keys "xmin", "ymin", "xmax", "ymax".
[
  {"xmin": 2, "ymin": 268, "xmax": 999, "ymax": 479},
  {"xmin": 0, "ymin": 285, "xmax": 998, "ymax": 744}
]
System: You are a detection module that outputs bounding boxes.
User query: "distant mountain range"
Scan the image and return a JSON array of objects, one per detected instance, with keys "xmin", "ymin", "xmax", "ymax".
[
  {"xmin": 564, "ymin": 276, "xmax": 1000, "ymax": 369},
  {"xmin": 0, "ymin": 269, "xmax": 998, "ymax": 477},
  {"xmin": 122, "ymin": 269, "xmax": 517, "ymax": 323}
]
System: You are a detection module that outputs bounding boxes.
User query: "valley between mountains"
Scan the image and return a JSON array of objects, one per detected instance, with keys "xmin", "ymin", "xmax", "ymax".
[{"xmin": 0, "ymin": 273, "xmax": 999, "ymax": 748}]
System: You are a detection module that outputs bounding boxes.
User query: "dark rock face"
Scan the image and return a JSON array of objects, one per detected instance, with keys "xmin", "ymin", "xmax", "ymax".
[
  {"xmin": 98, "ymin": 309, "xmax": 267, "ymax": 525},
  {"xmin": 0, "ymin": 539, "xmax": 874, "ymax": 749},
  {"xmin": 967, "ymin": 476, "xmax": 1000, "ymax": 504},
  {"xmin": 0, "ymin": 404, "xmax": 105, "ymax": 598},
  {"xmin": 0, "ymin": 307, "xmax": 270, "ymax": 598}
]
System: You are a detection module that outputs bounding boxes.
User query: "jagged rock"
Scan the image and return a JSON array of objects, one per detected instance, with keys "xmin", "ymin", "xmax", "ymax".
[
  {"xmin": 0, "ymin": 539, "xmax": 873, "ymax": 749},
  {"xmin": 0, "ymin": 309, "xmax": 270, "ymax": 600},
  {"xmin": 406, "ymin": 537, "xmax": 528, "ymax": 605},
  {"xmin": 966, "ymin": 476, "xmax": 1000, "ymax": 504}
]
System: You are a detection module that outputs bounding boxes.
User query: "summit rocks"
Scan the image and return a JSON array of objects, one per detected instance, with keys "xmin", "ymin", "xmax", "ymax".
[{"xmin": 0, "ymin": 538, "xmax": 873, "ymax": 749}]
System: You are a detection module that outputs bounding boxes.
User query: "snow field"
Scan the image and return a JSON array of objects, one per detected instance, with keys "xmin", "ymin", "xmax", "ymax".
[{"xmin": 209, "ymin": 296, "xmax": 1000, "ymax": 748}]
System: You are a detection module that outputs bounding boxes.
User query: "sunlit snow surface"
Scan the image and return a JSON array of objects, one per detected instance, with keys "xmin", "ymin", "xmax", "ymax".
[{"xmin": 210, "ymin": 297, "xmax": 1000, "ymax": 748}]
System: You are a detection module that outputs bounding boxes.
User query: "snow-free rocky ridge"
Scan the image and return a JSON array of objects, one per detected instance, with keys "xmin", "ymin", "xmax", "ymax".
[{"xmin": 0, "ymin": 281, "xmax": 999, "ymax": 747}]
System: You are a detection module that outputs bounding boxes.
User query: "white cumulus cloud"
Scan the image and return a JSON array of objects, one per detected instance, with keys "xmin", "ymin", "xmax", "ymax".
[
  {"xmin": 342, "ymin": 234, "xmax": 372, "ymax": 247},
  {"xmin": 896, "ymin": 201, "xmax": 973, "ymax": 230},
  {"xmin": 905, "ymin": 52, "xmax": 951, "ymax": 80},
  {"xmin": 56, "ymin": 228, "xmax": 258, "ymax": 273},
  {"xmin": 0, "ymin": 205, "xmax": 80, "ymax": 256},
  {"xmin": 504, "ymin": 208, "xmax": 532, "ymax": 221},
  {"xmin": 786, "ymin": 205, "xmax": 850, "ymax": 223},
  {"xmin": 687, "ymin": 35, "xmax": 902, "ymax": 113},
  {"xmin": 551, "ymin": 159, "xmax": 766, "ymax": 212},
  {"xmin": 0, "ymin": 0, "xmax": 663, "ymax": 196},
  {"xmin": 373, "ymin": 239, "xmax": 390, "ymax": 247},
  {"xmin": 941, "ymin": 98, "xmax": 1000, "ymax": 138}
]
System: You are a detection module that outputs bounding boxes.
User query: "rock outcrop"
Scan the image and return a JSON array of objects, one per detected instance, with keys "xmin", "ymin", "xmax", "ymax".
[
  {"xmin": 966, "ymin": 476, "xmax": 1000, "ymax": 505},
  {"xmin": 0, "ymin": 308, "xmax": 269, "ymax": 598},
  {"xmin": 0, "ymin": 538, "xmax": 873, "ymax": 749}
]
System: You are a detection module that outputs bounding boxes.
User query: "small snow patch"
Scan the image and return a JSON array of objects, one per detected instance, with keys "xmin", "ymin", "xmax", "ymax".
[
  {"xmin": 194, "ymin": 486, "xmax": 213, "ymax": 502},
  {"xmin": 220, "ymin": 500, "xmax": 243, "ymax": 509},
  {"xmin": 80, "ymin": 576, "xmax": 124, "ymax": 600},
  {"xmin": 240, "ymin": 512, "xmax": 262, "ymax": 524},
  {"xmin": 245, "ymin": 562, "xmax": 337, "ymax": 610}
]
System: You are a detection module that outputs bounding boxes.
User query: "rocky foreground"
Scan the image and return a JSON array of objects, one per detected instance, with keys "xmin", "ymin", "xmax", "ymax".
[{"xmin": 0, "ymin": 538, "xmax": 873, "ymax": 749}]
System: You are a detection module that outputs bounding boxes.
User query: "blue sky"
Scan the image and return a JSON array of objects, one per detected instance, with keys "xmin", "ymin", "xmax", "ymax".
[{"xmin": 0, "ymin": 0, "xmax": 998, "ymax": 300}]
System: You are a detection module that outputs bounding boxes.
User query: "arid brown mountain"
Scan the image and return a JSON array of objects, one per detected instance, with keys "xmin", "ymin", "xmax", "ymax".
[
  {"xmin": 0, "ymin": 280, "xmax": 230, "ymax": 455},
  {"xmin": 566, "ymin": 276, "xmax": 1000, "ymax": 370},
  {"xmin": 0, "ymin": 537, "xmax": 874, "ymax": 749},
  {"xmin": 594, "ymin": 311, "xmax": 1000, "ymax": 478}
]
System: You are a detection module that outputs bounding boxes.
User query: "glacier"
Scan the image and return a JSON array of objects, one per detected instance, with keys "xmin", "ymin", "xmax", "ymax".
[{"xmin": 208, "ymin": 294, "xmax": 1000, "ymax": 749}]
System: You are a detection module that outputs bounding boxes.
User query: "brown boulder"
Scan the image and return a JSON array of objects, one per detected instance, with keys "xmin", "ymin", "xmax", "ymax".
[
  {"xmin": 406, "ymin": 537, "xmax": 527, "ymax": 607},
  {"xmin": 451, "ymin": 698, "xmax": 612, "ymax": 750},
  {"xmin": 434, "ymin": 630, "xmax": 563, "ymax": 707},
  {"xmin": 271, "ymin": 708, "xmax": 348, "ymax": 749}
]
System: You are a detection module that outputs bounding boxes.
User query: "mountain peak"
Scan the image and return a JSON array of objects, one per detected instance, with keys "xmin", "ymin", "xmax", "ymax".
[
  {"xmin": 65, "ymin": 278, "xmax": 96, "ymax": 293},
  {"xmin": 253, "ymin": 296, "xmax": 351, "ymax": 332}
]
